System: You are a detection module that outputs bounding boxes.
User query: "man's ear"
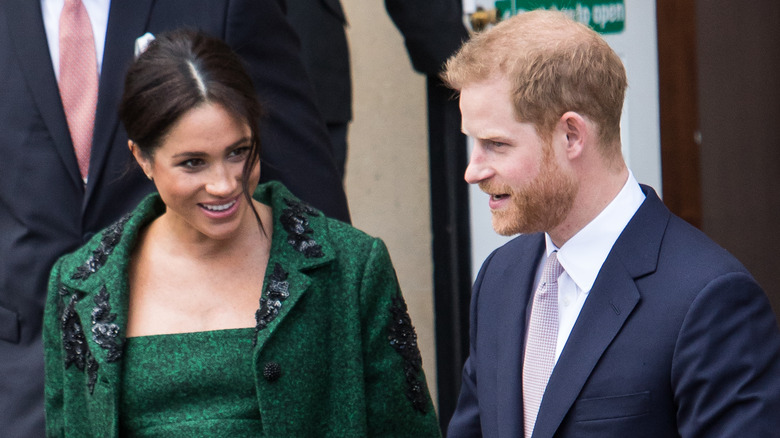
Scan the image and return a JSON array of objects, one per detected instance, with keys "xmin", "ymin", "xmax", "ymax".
[
  {"xmin": 128, "ymin": 140, "xmax": 153, "ymax": 180},
  {"xmin": 559, "ymin": 111, "xmax": 588, "ymax": 160}
]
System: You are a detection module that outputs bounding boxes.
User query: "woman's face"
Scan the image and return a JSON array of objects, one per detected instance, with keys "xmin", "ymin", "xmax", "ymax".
[{"xmin": 131, "ymin": 102, "xmax": 259, "ymax": 242}]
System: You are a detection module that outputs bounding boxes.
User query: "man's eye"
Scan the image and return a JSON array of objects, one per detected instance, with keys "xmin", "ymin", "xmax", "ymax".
[{"xmin": 485, "ymin": 139, "xmax": 506, "ymax": 148}]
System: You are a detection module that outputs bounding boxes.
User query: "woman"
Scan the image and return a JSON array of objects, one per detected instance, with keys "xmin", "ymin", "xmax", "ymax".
[{"xmin": 43, "ymin": 29, "xmax": 439, "ymax": 437}]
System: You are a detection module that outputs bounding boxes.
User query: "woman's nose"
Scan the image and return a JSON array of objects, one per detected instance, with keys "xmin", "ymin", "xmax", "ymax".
[{"xmin": 205, "ymin": 164, "xmax": 239, "ymax": 196}]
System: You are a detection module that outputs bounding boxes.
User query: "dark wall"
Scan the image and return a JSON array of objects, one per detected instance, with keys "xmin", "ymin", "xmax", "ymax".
[{"xmin": 695, "ymin": 1, "xmax": 780, "ymax": 315}]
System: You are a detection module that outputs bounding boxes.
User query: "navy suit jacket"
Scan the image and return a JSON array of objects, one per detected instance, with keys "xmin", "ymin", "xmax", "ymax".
[
  {"xmin": 448, "ymin": 186, "xmax": 780, "ymax": 437},
  {"xmin": 0, "ymin": 1, "xmax": 348, "ymax": 435}
]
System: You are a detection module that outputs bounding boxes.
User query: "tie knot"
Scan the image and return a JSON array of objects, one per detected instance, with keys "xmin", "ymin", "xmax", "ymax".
[{"xmin": 541, "ymin": 251, "xmax": 564, "ymax": 287}]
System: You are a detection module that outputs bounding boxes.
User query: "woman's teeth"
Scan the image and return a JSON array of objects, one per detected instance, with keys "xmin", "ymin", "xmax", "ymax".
[{"xmin": 203, "ymin": 200, "xmax": 235, "ymax": 211}]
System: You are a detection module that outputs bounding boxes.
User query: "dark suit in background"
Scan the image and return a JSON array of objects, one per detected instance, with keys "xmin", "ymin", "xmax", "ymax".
[
  {"xmin": 285, "ymin": 0, "xmax": 469, "ymax": 179},
  {"xmin": 286, "ymin": 0, "xmax": 351, "ymax": 180},
  {"xmin": 384, "ymin": 0, "xmax": 470, "ymax": 77},
  {"xmin": 0, "ymin": 0, "xmax": 348, "ymax": 435}
]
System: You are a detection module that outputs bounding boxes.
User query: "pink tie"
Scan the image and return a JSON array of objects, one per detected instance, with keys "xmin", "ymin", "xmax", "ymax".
[
  {"xmin": 59, "ymin": 0, "xmax": 98, "ymax": 183},
  {"xmin": 523, "ymin": 251, "xmax": 565, "ymax": 437}
]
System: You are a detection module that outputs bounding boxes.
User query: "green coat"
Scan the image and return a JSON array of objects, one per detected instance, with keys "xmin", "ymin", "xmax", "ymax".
[{"xmin": 43, "ymin": 181, "xmax": 440, "ymax": 437}]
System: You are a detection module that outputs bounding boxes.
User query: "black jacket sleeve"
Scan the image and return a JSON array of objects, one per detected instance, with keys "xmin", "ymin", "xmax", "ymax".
[{"xmin": 384, "ymin": 0, "xmax": 470, "ymax": 76}]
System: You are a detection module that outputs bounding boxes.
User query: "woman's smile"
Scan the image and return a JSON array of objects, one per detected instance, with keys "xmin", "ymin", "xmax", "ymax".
[{"xmin": 199, "ymin": 196, "xmax": 240, "ymax": 219}]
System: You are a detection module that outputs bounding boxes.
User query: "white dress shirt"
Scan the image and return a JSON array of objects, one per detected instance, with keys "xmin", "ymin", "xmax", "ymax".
[
  {"xmin": 534, "ymin": 170, "xmax": 646, "ymax": 362},
  {"xmin": 41, "ymin": 0, "xmax": 111, "ymax": 80}
]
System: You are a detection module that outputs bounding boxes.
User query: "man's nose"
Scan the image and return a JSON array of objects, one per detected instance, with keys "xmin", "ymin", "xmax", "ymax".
[{"xmin": 464, "ymin": 147, "xmax": 492, "ymax": 184}]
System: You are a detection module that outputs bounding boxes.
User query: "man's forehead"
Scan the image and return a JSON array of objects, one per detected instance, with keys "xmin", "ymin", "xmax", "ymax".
[
  {"xmin": 459, "ymin": 77, "xmax": 512, "ymax": 115},
  {"xmin": 460, "ymin": 79, "xmax": 525, "ymax": 135}
]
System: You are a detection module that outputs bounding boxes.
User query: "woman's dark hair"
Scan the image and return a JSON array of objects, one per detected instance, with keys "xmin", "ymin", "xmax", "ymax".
[{"xmin": 119, "ymin": 29, "xmax": 264, "ymax": 226}]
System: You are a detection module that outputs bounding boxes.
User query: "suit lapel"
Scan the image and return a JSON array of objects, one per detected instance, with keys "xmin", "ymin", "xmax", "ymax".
[
  {"xmin": 496, "ymin": 236, "xmax": 545, "ymax": 437},
  {"xmin": 531, "ymin": 186, "xmax": 669, "ymax": 438},
  {"xmin": 84, "ymin": 0, "xmax": 154, "ymax": 204},
  {"xmin": 3, "ymin": 0, "xmax": 81, "ymax": 188},
  {"xmin": 532, "ymin": 262, "xmax": 640, "ymax": 438}
]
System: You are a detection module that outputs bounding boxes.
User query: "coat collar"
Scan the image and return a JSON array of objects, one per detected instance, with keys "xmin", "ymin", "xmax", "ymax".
[
  {"xmin": 530, "ymin": 185, "xmax": 669, "ymax": 438},
  {"xmin": 55, "ymin": 181, "xmax": 336, "ymax": 388}
]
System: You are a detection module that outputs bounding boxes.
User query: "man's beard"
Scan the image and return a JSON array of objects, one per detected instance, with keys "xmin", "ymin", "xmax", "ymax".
[{"xmin": 479, "ymin": 149, "xmax": 578, "ymax": 236}]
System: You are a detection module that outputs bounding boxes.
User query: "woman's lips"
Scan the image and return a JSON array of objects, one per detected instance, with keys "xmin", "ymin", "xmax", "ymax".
[{"xmin": 199, "ymin": 197, "xmax": 239, "ymax": 218}]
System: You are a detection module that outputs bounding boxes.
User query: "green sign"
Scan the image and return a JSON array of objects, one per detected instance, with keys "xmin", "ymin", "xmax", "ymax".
[{"xmin": 495, "ymin": 0, "xmax": 625, "ymax": 34}]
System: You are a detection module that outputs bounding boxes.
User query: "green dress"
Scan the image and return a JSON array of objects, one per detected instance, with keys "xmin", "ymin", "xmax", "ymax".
[{"xmin": 120, "ymin": 328, "xmax": 261, "ymax": 436}]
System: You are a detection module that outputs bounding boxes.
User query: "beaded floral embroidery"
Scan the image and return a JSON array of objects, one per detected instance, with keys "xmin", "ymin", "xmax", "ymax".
[
  {"xmin": 72, "ymin": 213, "xmax": 131, "ymax": 281},
  {"xmin": 388, "ymin": 294, "xmax": 428, "ymax": 413},
  {"xmin": 280, "ymin": 198, "xmax": 324, "ymax": 258},
  {"xmin": 91, "ymin": 286, "xmax": 123, "ymax": 363},
  {"xmin": 59, "ymin": 286, "xmax": 99, "ymax": 394},
  {"xmin": 254, "ymin": 263, "xmax": 291, "ymax": 344}
]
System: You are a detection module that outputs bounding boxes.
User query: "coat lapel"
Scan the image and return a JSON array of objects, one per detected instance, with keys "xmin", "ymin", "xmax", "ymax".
[
  {"xmin": 65, "ymin": 214, "xmax": 135, "ymax": 390},
  {"xmin": 251, "ymin": 264, "xmax": 314, "ymax": 352},
  {"xmin": 57, "ymin": 204, "xmax": 144, "ymax": 436},
  {"xmin": 3, "ymin": 0, "xmax": 81, "ymax": 188},
  {"xmin": 72, "ymin": 279, "xmax": 127, "ymax": 385},
  {"xmin": 252, "ymin": 185, "xmax": 336, "ymax": 351},
  {"xmin": 530, "ymin": 186, "xmax": 669, "ymax": 438},
  {"xmin": 84, "ymin": 0, "xmax": 154, "ymax": 205},
  {"xmin": 68, "ymin": 277, "xmax": 125, "ymax": 436}
]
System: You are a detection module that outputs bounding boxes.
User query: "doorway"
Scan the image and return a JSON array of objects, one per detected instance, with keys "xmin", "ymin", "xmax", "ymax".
[{"xmin": 657, "ymin": 0, "xmax": 780, "ymax": 316}]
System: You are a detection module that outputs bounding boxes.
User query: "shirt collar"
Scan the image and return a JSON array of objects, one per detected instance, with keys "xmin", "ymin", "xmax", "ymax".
[{"xmin": 545, "ymin": 170, "xmax": 646, "ymax": 293}]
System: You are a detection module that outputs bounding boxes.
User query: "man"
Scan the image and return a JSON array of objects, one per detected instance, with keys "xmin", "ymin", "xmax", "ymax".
[
  {"xmin": 443, "ymin": 10, "xmax": 780, "ymax": 437},
  {"xmin": 285, "ymin": 0, "xmax": 469, "ymax": 180},
  {"xmin": 0, "ymin": 0, "xmax": 348, "ymax": 435}
]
